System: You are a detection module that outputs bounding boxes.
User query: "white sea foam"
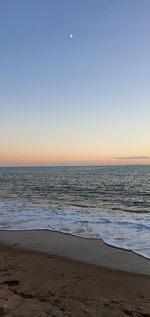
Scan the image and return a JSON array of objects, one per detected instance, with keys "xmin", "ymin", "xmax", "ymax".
[{"xmin": 0, "ymin": 200, "xmax": 150, "ymax": 259}]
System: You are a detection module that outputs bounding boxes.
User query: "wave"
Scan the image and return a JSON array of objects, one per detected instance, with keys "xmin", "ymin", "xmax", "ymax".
[
  {"xmin": 0, "ymin": 199, "xmax": 150, "ymax": 260},
  {"xmin": 112, "ymin": 207, "xmax": 150, "ymax": 213}
]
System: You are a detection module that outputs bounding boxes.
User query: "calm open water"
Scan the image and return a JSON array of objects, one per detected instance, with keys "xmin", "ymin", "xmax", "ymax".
[{"xmin": 0, "ymin": 166, "xmax": 150, "ymax": 259}]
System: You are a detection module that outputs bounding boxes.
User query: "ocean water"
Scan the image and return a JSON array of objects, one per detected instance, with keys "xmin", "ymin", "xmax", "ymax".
[{"xmin": 0, "ymin": 166, "xmax": 150, "ymax": 259}]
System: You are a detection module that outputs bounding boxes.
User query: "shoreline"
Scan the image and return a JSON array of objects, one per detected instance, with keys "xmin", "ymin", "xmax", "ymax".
[
  {"xmin": 0, "ymin": 229, "xmax": 149, "ymax": 276},
  {"xmin": 0, "ymin": 230, "xmax": 150, "ymax": 316}
]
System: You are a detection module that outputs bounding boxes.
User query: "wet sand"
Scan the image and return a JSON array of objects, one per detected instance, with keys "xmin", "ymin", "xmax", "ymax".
[
  {"xmin": 0, "ymin": 230, "xmax": 149, "ymax": 275},
  {"xmin": 0, "ymin": 230, "xmax": 150, "ymax": 316}
]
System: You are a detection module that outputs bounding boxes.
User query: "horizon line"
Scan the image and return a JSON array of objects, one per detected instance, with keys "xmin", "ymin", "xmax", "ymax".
[{"xmin": 0, "ymin": 163, "xmax": 150, "ymax": 168}]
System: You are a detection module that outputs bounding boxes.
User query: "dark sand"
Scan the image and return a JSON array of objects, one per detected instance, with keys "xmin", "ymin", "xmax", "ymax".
[{"xmin": 0, "ymin": 230, "xmax": 150, "ymax": 316}]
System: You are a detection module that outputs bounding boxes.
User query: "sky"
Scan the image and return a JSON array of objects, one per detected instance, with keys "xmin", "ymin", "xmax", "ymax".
[{"xmin": 0, "ymin": 0, "xmax": 150, "ymax": 166}]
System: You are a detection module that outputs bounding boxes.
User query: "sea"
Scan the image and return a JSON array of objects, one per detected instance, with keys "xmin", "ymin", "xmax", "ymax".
[{"xmin": 0, "ymin": 165, "xmax": 150, "ymax": 259}]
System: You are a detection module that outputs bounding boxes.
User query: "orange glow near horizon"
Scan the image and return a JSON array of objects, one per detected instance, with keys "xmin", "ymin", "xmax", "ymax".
[{"xmin": 1, "ymin": 149, "xmax": 150, "ymax": 166}]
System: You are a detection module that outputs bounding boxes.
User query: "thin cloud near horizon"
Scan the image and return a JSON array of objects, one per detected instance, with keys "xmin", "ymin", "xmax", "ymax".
[{"xmin": 114, "ymin": 156, "xmax": 150, "ymax": 160}]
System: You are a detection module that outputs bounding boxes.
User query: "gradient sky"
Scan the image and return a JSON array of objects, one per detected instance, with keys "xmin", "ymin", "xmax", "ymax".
[{"xmin": 0, "ymin": 0, "xmax": 150, "ymax": 166}]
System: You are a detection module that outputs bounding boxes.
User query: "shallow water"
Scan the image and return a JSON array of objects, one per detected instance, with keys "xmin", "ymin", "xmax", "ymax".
[{"xmin": 0, "ymin": 166, "xmax": 150, "ymax": 259}]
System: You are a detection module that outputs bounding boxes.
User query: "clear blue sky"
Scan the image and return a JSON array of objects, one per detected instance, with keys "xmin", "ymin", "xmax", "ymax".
[{"xmin": 0, "ymin": 0, "xmax": 150, "ymax": 165}]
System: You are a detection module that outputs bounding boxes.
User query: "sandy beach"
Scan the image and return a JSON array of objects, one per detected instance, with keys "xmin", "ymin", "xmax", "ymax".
[{"xmin": 0, "ymin": 230, "xmax": 150, "ymax": 317}]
